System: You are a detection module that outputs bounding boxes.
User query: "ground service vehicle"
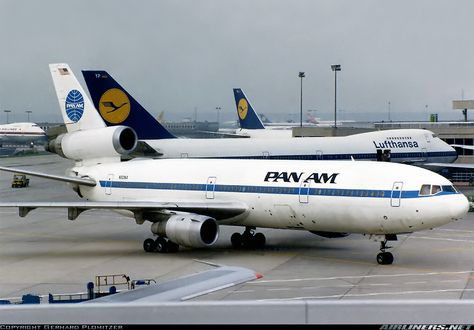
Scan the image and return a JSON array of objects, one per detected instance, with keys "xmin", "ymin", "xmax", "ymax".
[{"xmin": 11, "ymin": 174, "xmax": 29, "ymax": 188}]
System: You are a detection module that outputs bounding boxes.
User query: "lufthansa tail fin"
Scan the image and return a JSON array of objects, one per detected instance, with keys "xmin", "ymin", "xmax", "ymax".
[
  {"xmin": 49, "ymin": 63, "xmax": 106, "ymax": 133},
  {"xmin": 233, "ymin": 88, "xmax": 265, "ymax": 130},
  {"xmin": 82, "ymin": 70, "xmax": 176, "ymax": 139}
]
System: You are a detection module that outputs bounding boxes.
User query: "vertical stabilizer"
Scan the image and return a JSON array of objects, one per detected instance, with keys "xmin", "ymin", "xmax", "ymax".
[
  {"xmin": 233, "ymin": 88, "xmax": 265, "ymax": 130},
  {"xmin": 82, "ymin": 70, "xmax": 176, "ymax": 139},
  {"xmin": 49, "ymin": 63, "xmax": 105, "ymax": 133}
]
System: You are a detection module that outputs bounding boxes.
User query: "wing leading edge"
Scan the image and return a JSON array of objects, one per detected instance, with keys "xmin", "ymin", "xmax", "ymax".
[{"xmin": 0, "ymin": 201, "xmax": 249, "ymax": 223}]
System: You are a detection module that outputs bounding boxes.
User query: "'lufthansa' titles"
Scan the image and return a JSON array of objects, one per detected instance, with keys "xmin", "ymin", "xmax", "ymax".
[
  {"xmin": 264, "ymin": 172, "xmax": 339, "ymax": 184},
  {"xmin": 373, "ymin": 140, "xmax": 419, "ymax": 149}
]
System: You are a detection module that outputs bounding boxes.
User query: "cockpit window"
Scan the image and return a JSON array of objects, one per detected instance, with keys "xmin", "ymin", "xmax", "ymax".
[
  {"xmin": 442, "ymin": 185, "xmax": 457, "ymax": 193},
  {"xmin": 432, "ymin": 133, "xmax": 438, "ymax": 138},
  {"xmin": 431, "ymin": 185, "xmax": 441, "ymax": 194},
  {"xmin": 419, "ymin": 184, "xmax": 431, "ymax": 196},
  {"xmin": 420, "ymin": 184, "xmax": 457, "ymax": 196}
]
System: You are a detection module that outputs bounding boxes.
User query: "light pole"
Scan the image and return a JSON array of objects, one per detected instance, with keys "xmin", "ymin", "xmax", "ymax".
[
  {"xmin": 215, "ymin": 106, "xmax": 221, "ymax": 126},
  {"xmin": 26, "ymin": 110, "xmax": 32, "ymax": 122},
  {"xmin": 388, "ymin": 101, "xmax": 391, "ymax": 121},
  {"xmin": 298, "ymin": 72, "xmax": 305, "ymax": 127},
  {"xmin": 4, "ymin": 110, "xmax": 11, "ymax": 124},
  {"xmin": 331, "ymin": 64, "xmax": 341, "ymax": 128}
]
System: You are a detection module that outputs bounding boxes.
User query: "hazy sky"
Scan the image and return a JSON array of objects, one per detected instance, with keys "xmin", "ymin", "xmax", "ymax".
[{"xmin": 1, "ymin": 0, "xmax": 474, "ymax": 124}]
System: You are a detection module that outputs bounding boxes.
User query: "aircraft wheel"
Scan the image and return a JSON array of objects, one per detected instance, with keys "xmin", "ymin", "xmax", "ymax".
[
  {"xmin": 377, "ymin": 252, "xmax": 394, "ymax": 265},
  {"xmin": 155, "ymin": 237, "xmax": 167, "ymax": 253},
  {"xmin": 167, "ymin": 241, "xmax": 179, "ymax": 253},
  {"xmin": 143, "ymin": 239, "xmax": 156, "ymax": 253},
  {"xmin": 231, "ymin": 233, "xmax": 242, "ymax": 248},
  {"xmin": 254, "ymin": 233, "xmax": 266, "ymax": 249}
]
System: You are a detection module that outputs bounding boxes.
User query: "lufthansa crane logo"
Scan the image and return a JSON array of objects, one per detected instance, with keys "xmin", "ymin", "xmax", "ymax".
[
  {"xmin": 65, "ymin": 90, "xmax": 84, "ymax": 123},
  {"xmin": 99, "ymin": 88, "xmax": 131, "ymax": 124},
  {"xmin": 238, "ymin": 98, "xmax": 248, "ymax": 120}
]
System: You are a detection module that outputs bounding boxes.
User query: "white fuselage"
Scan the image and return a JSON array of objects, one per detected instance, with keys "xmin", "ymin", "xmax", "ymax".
[
  {"xmin": 145, "ymin": 129, "xmax": 457, "ymax": 164},
  {"xmin": 0, "ymin": 122, "xmax": 47, "ymax": 145},
  {"xmin": 74, "ymin": 158, "xmax": 468, "ymax": 235}
]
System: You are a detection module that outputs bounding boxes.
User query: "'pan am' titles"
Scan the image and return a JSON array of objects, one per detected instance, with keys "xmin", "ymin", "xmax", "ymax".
[{"xmin": 264, "ymin": 172, "xmax": 339, "ymax": 184}]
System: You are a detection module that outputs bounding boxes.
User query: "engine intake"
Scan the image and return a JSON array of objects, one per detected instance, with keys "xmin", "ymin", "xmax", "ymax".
[
  {"xmin": 150, "ymin": 214, "xmax": 219, "ymax": 248},
  {"xmin": 47, "ymin": 126, "xmax": 137, "ymax": 161}
]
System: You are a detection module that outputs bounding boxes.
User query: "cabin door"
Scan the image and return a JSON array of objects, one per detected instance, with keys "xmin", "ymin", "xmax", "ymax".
[
  {"xmin": 299, "ymin": 181, "xmax": 310, "ymax": 203},
  {"xmin": 315, "ymin": 150, "xmax": 323, "ymax": 160},
  {"xmin": 206, "ymin": 176, "xmax": 216, "ymax": 199},
  {"xmin": 390, "ymin": 181, "xmax": 403, "ymax": 207},
  {"xmin": 420, "ymin": 147, "xmax": 427, "ymax": 162},
  {"xmin": 105, "ymin": 174, "xmax": 114, "ymax": 195}
]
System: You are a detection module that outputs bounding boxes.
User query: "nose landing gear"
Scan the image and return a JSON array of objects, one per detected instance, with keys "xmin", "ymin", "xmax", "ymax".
[{"xmin": 376, "ymin": 234, "xmax": 397, "ymax": 265}]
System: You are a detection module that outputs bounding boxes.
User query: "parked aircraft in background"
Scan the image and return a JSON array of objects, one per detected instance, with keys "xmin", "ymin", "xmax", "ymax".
[
  {"xmin": 232, "ymin": 88, "xmax": 354, "ymax": 136},
  {"xmin": 0, "ymin": 122, "xmax": 47, "ymax": 146},
  {"xmin": 231, "ymin": 88, "xmax": 293, "ymax": 138},
  {"xmin": 0, "ymin": 122, "xmax": 47, "ymax": 156},
  {"xmin": 76, "ymin": 67, "xmax": 458, "ymax": 165},
  {"xmin": 0, "ymin": 63, "xmax": 468, "ymax": 266}
]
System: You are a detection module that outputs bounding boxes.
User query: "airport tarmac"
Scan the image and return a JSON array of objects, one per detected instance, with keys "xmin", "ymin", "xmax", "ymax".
[{"xmin": 1, "ymin": 154, "xmax": 474, "ymax": 302}]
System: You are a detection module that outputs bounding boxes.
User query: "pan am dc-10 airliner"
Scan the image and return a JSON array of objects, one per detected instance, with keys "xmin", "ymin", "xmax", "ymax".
[{"xmin": 0, "ymin": 64, "xmax": 468, "ymax": 266}]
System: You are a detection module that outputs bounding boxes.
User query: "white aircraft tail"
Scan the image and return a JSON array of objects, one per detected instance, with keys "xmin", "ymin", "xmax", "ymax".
[{"xmin": 49, "ymin": 63, "xmax": 105, "ymax": 133}]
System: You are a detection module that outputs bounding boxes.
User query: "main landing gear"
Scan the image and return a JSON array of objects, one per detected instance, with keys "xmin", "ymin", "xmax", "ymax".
[
  {"xmin": 376, "ymin": 234, "xmax": 397, "ymax": 265},
  {"xmin": 231, "ymin": 226, "xmax": 266, "ymax": 249},
  {"xmin": 143, "ymin": 237, "xmax": 179, "ymax": 253}
]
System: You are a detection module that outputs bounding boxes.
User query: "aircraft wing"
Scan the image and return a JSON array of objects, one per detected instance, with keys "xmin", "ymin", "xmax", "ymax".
[
  {"xmin": 0, "ymin": 166, "xmax": 248, "ymax": 221},
  {"xmin": 195, "ymin": 130, "xmax": 250, "ymax": 138},
  {"xmin": 0, "ymin": 165, "xmax": 96, "ymax": 186},
  {"xmin": 0, "ymin": 201, "xmax": 248, "ymax": 222},
  {"xmin": 420, "ymin": 162, "xmax": 474, "ymax": 171},
  {"xmin": 82, "ymin": 264, "xmax": 262, "ymax": 303},
  {"xmin": 451, "ymin": 144, "xmax": 474, "ymax": 151}
]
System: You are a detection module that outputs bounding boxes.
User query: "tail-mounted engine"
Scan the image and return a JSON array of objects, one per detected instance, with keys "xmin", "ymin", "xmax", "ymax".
[
  {"xmin": 150, "ymin": 214, "xmax": 219, "ymax": 248},
  {"xmin": 46, "ymin": 126, "xmax": 137, "ymax": 161}
]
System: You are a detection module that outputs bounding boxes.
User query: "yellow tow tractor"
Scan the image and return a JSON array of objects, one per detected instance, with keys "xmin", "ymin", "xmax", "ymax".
[{"xmin": 11, "ymin": 174, "xmax": 29, "ymax": 188}]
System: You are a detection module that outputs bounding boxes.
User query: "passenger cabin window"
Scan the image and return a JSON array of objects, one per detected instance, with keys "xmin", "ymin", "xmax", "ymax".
[{"xmin": 420, "ymin": 184, "xmax": 431, "ymax": 196}]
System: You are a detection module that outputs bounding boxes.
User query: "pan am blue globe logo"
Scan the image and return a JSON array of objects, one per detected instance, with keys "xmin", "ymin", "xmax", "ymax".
[{"xmin": 65, "ymin": 90, "xmax": 84, "ymax": 122}]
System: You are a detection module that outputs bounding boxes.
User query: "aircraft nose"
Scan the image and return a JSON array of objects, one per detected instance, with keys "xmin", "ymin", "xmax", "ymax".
[{"xmin": 451, "ymin": 194, "xmax": 470, "ymax": 220}]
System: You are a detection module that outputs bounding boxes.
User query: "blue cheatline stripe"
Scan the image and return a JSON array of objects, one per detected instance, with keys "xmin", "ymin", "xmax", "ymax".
[
  {"xmin": 193, "ymin": 151, "xmax": 457, "ymax": 161},
  {"xmin": 98, "ymin": 181, "xmax": 459, "ymax": 199}
]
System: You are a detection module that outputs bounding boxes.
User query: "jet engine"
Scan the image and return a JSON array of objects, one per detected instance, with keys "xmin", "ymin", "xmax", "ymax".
[
  {"xmin": 310, "ymin": 231, "xmax": 350, "ymax": 238},
  {"xmin": 150, "ymin": 214, "xmax": 219, "ymax": 248},
  {"xmin": 47, "ymin": 126, "xmax": 137, "ymax": 161}
]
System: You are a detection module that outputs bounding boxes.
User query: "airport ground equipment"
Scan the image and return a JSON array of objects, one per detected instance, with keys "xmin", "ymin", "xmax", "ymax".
[{"xmin": 11, "ymin": 174, "xmax": 29, "ymax": 188}]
